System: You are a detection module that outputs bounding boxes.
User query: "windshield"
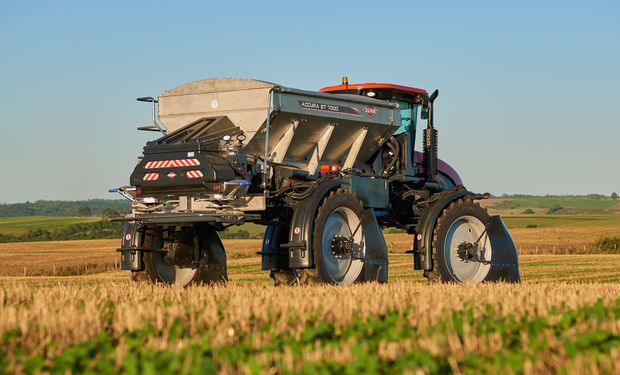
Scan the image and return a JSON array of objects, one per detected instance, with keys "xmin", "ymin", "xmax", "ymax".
[{"xmin": 393, "ymin": 101, "xmax": 417, "ymax": 135}]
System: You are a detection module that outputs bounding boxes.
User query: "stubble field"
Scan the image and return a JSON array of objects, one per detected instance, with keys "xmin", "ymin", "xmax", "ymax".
[{"xmin": 1, "ymin": 208, "xmax": 620, "ymax": 374}]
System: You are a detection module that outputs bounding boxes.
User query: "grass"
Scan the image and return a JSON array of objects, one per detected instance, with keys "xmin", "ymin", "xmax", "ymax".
[
  {"xmin": 0, "ymin": 216, "xmax": 100, "ymax": 236},
  {"xmin": 221, "ymin": 222, "xmax": 266, "ymax": 239},
  {"xmin": 1, "ymin": 281, "xmax": 620, "ymax": 374},
  {"xmin": 489, "ymin": 196, "xmax": 619, "ymax": 212},
  {"xmin": 0, "ymin": 216, "xmax": 265, "ymax": 241},
  {"xmin": 502, "ymin": 214, "xmax": 620, "ymax": 229}
]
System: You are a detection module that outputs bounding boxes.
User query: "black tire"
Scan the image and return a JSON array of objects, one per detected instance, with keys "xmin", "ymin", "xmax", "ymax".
[
  {"xmin": 425, "ymin": 198, "xmax": 493, "ymax": 283},
  {"xmin": 306, "ymin": 189, "xmax": 366, "ymax": 285},
  {"xmin": 270, "ymin": 189, "xmax": 378, "ymax": 286},
  {"xmin": 142, "ymin": 224, "xmax": 227, "ymax": 287}
]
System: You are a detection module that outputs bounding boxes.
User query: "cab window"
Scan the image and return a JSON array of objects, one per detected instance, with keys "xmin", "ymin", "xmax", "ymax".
[{"xmin": 394, "ymin": 101, "xmax": 417, "ymax": 135}]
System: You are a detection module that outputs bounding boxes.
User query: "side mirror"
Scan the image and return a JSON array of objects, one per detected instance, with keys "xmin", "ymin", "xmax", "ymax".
[
  {"xmin": 420, "ymin": 106, "xmax": 429, "ymax": 120},
  {"xmin": 421, "ymin": 95, "xmax": 429, "ymax": 120},
  {"xmin": 137, "ymin": 96, "xmax": 157, "ymax": 103}
]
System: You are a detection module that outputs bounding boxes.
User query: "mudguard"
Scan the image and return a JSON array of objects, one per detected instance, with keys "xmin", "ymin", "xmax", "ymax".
[
  {"xmin": 261, "ymin": 224, "xmax": 288, "ymax": 271},
  {"xmin": 197, "ymin": 224, "xmax": 228, "ymax": 283},
  {"xmin": 359, "ymin": 208, "xmax": 388, "ymax": 282},
  {"xmin": 118, "ymin": 222, "xmax": 227, "ymax": 282},
  {"xmin": 486, "ymin": 215, "xmax": 520, "ymax": 282},
  {"xmin": 118, "ymin": 222, "xmax": 145, "ymax": 271},
  {"xmin": 287, "ymin": 179, "xmax": 342, "ymax": 268},
  {"xmin": 414, "ymin": 187, "xmax": 520, "ymax": 283},
  {"xmin": 286, "ymin": 179, "xmax": 389, "ymax": 283}
]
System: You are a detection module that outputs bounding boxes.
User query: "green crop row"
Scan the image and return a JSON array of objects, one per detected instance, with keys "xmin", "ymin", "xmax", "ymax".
[{"xmin": 3, "ymin": 299, "xmax": 619, "ymax": 374}]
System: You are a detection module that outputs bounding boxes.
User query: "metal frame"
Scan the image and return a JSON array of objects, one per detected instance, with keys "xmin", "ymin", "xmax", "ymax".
[
  {"xmin": 343, "ymin": 128, "xmax": 368, "ymax": 170},
  {"xmin": 307, "ymin": 124, "xmax": 335, "ymax": 174}
]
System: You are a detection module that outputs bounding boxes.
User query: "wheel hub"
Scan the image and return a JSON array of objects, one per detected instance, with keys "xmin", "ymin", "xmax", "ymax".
[
  {"xmin": 456, "ymin": 241, "xmax": 478, "ymax": 262},
  {"xmin": 444, "ymin": 214, "xmax": 493, "ymax": 283},
  {"xmin": 331, "ymin": 235, "xmax": 353, "ymax": 259},
  {"xmin": 162, "ymin": 240, "xmax": 194, "ymax": 268}
]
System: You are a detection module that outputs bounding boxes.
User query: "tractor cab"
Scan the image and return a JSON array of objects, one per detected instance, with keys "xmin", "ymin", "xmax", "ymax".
[
  {"xmin": 320, "ymin": 81, "xmax": 428, "ymax": 136},
  {"xmin": 320, "ymin": 80, "xmax": 430, "ymax": 179}
]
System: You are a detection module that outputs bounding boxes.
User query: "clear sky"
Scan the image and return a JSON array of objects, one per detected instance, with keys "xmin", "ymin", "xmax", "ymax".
[{"xmin": 1, "ymin": 1, "xmax": 618, "ymax": 203}]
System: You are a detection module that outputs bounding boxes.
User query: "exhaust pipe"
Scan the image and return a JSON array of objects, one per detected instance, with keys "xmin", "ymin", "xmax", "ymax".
[{"xmin": 423, "ymin": 90, "xmax": 439, "ymax": 182}]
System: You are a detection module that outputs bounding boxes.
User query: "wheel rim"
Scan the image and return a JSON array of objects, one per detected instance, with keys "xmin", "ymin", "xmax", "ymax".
[
  {"xmin": 321, "ymin": 207, "xmax": 364, "ymax": 284},
  {"xmin": 444, "ymin": 215, "xmax": 492, "ymax": 283},
  {"xmin": 151, "ymin": 252, "xmax": 198, "ymax": 286}
]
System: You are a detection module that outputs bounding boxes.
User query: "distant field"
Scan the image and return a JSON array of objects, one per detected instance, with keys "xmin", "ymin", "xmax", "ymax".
[
  {"xmin": 221, "ymin": 222, "xmax": 266, "ymax": 238},
  {"xmin": 486, "ymin": 195, "xmax": 619, "ymax": 213},
  {"xmin": 502, "ymin": 214, "xmax": 620, "ymax": 229},
  {"xmin": 0, "ymin": 216, "xmax": 101, "ymax": 236},
  {"xmin": 1, "ymin": 195, "xmax": 618, "ymax": 242}
]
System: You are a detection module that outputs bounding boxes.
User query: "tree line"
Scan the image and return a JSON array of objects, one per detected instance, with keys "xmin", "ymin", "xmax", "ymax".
[
  {"xmin": 0, "ymin": 199, "xmax": 130, "ymax": 217},
  {"xmin": 0, "ymin": 220, "xmax": 124, "ymax": 243},
  {"xmin": 498, "ymin": 194, "xmax": 618, "ymax": 199}
]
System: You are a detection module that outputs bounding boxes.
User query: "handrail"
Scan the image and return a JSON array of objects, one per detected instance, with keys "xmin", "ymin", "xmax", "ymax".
[{"xmin": 262, "ymin": 89, "xmax": 274, "ymax": 191}]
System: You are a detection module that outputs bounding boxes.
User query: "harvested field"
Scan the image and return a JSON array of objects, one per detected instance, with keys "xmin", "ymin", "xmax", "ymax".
[
  {"xmin": 1, "ymin": 280, "xmax": 620, "ymax": 373},
  {"xmin": 0, "ymin": 239, "xmax": 263, "ymax": 277},
  {"xmin": 2, "ymin": 254, "xmax": 620, "ymax": 287},
  {"xmin": 3, "ymin": 212, "xmax": 620, "ymax": 278},
  {"xmin": 1, "ymin": 218, "xmax": 620, "ymax": 374}
]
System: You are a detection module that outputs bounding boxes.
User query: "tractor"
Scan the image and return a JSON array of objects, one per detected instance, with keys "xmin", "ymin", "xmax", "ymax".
[{"xmin": 112, "ymin": 77, "xmax": 519, "ymax": 286}]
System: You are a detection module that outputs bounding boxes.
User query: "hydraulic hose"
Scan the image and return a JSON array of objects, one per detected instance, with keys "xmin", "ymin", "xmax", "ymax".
[{"xmin": 381, "ymin": 137, "xmax": 400, "ymax": 176}]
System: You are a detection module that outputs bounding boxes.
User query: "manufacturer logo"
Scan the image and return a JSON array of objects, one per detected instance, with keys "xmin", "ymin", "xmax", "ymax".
[
  {"xmin": 167, "ymin": 171, "xmax": 177, "ymax": 179},
  {"xmin": 125, "ymin": 234, "xmax": 132, "ymax": 241},
  {"xmin": 294, "ymin": 227, "xmax": 301, "ymax": 235},
  {"xmin": 363, "ymin": 105, "xmax": 378, "ymax": 118}
]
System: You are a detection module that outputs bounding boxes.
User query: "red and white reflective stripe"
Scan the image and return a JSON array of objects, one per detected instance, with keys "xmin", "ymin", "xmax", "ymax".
[
  {"xmin": 143, "ymin": 173, "xmax": 159, "ymax": 181},
  {"xmin": 186, "ymin": 170, "xmax": 204, "ymax": 179},
  {"xmin": 144, "ymin": 159, "xmax": 200, "ymax": 169}
]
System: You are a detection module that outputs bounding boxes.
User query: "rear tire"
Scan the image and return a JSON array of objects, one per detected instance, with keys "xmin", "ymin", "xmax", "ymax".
[
  {"xmin": 426, "ymin": 198, "xmax": 493, "ymax": 284},
  {"xmin": 142, "ymin": 224, "xmax": 227, "ymax": 287},
  {"xmin": 307, "ymin": 189, "xmax": 366, "ymax": 285},
  {"xmin": 270, "ymin": 189, "xmax": 377, "ymax": 286}
]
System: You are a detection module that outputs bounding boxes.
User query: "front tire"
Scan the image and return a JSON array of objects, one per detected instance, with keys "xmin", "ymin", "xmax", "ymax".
[{"xmin": 426, "ymin": 198, "xmax": 493, "ymax": 283}]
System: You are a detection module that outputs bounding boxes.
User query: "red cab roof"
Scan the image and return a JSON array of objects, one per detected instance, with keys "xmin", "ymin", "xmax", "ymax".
[{"xmin": 320, "ymin": 82, "xmax": 427, "ymax": 95}]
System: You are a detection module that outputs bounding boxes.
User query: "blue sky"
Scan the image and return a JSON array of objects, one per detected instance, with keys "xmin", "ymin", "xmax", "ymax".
[{"xmin": 1, "ymin": 1, "xmax": 618, "ymax": 202}]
